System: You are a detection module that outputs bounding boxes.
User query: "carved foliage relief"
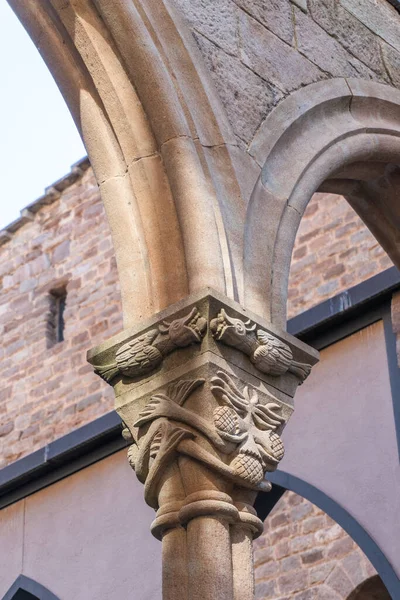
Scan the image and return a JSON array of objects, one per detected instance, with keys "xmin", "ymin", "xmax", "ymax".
[{"xmin": 123, "ymin": 372, "xmax": 286, "ymax": 509}]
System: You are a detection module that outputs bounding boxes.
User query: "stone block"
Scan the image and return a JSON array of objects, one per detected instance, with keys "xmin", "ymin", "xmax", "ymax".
[
  {"xmin": 281, "ymin": 555, "xmax": 302, "ymax": 572},
  {"xmin": 326, "ymin": 536, "xmax": 354, "ymax": 559},
  {"xmin": 51, "ymin": 240, "xmax": 70, "ymax": 263},
  {"xmin": 256, "ymin": 558, "xmax": 280, "ymax": 580},
  {"xmin": 294, "ymin": 7, "xmax": 378, "ymax": 79},
  {"xmin": 193, "ymin": 33, "xmax": 282, "ymax": 143},
  {"xmin": 341, "ymin": 0, "xmax": 400, "ymax": 52},
  {"xmin": 77, "ymin": 392, "xmax": 102, "ymax": 412},
  {"xmin": 326, "ymin": 565, "xmax": 354, "ymax": 597},
  {"xmin": 341, "ymin": 550, "xmax": 368, "ymax": 587},
  {"xmin": 254, "ymin": 546, "xmax": 274, "ymax": 567},
  {"xmin": 271, "ymin": 511, "xmax": 290, "ymax": 528},
  {"xmin": 278, "ymin": 569, "xmax": 308, "ymax": 595},
  {"xmin": 309, "ymin": 561, "xmax": 335, "ymax": 585},
  {"xmin": 294, "ymin": 590, "xmax": 318, "ymax": 600},
  {"xmin": 382, "ymin": 41, "xmax": 400, "ymax": 86},
  {"xmin": 172, "ymin": 0, "xmax": 239, "ymax": 55},
  {"xmin": 315, "ymin": 586, "xmax": 343, "ymax": 600},
  {"xmin": 235, "ymin": 0, "xmax": 294, "ymax": 43},
  {"xmin": 239, "ymin": 11, "xmax": 324, "ymax": 92},
  {"xmin": 301, "ymin": 548, "xmax": 324, "ymax": 564},
  {"xmin": 0, "ymin": 422, "xmax": 14, "ymax": 437},
  {"xmin": 308, "ymin": 0, "xmax": 385, "ymax": 74},
  {"xmin": 255, "ymin": 579, "xmax": 277, "ymax": 598},
  {"xmin": 315, "ymin": 523, "xmax": 343, "ymax": 544},
  {"xmin": 302, "ymin": 516, "xmax": 325, "ymax": 534},
  {"xmin": 289, "ymin": 533, "xmax": 315, "ymax": 553}
]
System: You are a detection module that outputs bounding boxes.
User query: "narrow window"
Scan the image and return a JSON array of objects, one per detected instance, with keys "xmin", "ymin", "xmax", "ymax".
[{"xmin": 47, "ymin": 288, "xmax": 67, "ymax": 347}]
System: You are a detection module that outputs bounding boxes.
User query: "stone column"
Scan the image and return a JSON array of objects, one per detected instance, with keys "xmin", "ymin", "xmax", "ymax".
[{"xmin": 88, "ymin": 290, "xmax": 318, "ymax": 599}]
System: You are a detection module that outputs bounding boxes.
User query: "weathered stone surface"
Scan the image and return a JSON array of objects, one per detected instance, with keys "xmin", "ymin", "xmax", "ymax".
[
  {"xmin": 294, "ymin": 7, "xmax": 379, "ymax": 79},
  {"xmin": 239, "ymin": 11, "xmax": 324, "ymax": 92},
  {"xmin": 255, "ymin": 491, "xmax": 378, "ymax": 598},
  {"xmin": 326, "ymin": 566, "xmax": 354, "ymax": 597},
  {"xmin": 382, "ymin": 41, "xmax": 400, "ymax": 86},
  {"xmin": 89, "ymin": 290, "xmax": 317, "ymax": 600},
  {"xmin": 255, "ymin": 579, "xmax": 277, "ymax": 598},
  {"xmin": 315, "ymin": 586, "xmax": 342, "ymax": 600},
  {"xmin": 308, "ymin": 0, "xmax": 385, "ymax": 74},
  {"xmin": 341, "ymin": 551, "xmax": 365, "ymax": 587},
  {"xmin": 194, "ymin": 32, "xmax": 282, "ymax": 143},
  {"xmin": 278, "ymin": 569, "xmax": 308, "ymax": 595},
  {"xmin": 171, "ymin": 0, "xmax": 239, "ymax": 55},
  {"xmin": 234, "ymin": 0, "xmax": 294, "ymax": 43},
  {"xmin": 341, "ymin": 0, "xmax": 400, "ymax": 52},
  {"xmin": 292, "ymin": 0, "xmax": 308, "ymax": 11}
]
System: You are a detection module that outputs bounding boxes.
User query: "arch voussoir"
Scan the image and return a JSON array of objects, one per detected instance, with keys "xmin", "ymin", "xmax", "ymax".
[{"xmin": 245, "ymin": 78, "xmax": 400, "ymax": 327}]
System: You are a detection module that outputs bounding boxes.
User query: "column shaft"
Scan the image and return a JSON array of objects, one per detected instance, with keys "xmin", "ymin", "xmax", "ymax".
[
  {"xmin": 231, "ymin": 525, "xmax": 255, "ymax": 600},
  {"xmin": 162, "ymin": 527, "xmax": 188, "ymax": 600},
  {"xmin": 187, "ymin": 517, "xmax": 234, "ymax": 600}
]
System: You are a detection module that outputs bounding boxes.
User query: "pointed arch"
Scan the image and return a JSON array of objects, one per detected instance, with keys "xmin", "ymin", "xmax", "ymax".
[
  {"xmin": 7, "ymin": 0, "xmax": 246, "ymax": 327},
  {"xmin": 2, "ymin": 576, "xmax": 60, "ymax": 600},
  {"xmin": 245, "ymin": 78, "xmax": 400, "ymax": 327}
]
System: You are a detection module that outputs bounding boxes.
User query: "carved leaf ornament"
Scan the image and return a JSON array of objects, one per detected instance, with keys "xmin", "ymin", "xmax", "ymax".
[{"xmin": 126, "ymin": 372, "xmax": 285, "ymax": 507}]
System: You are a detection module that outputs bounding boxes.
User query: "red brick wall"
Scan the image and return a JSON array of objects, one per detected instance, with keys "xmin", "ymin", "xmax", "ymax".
[
  {"xmin": 288, "ymin": 192, "xmax": 393, "ymax": 318},
  {"xmin": 0, "ymin": 167, "xmax": 394, "ymax": 465},
  {"xmin": 0, "ymin": 164, "xmax": 394, "ymax": 600},
  {"xmin": 254, "ymin": 492, "xmax": 377, "ymax": 599},
  {"xmin": 0, "ymin": 167, "xmax": 122, "ymax": 467}
]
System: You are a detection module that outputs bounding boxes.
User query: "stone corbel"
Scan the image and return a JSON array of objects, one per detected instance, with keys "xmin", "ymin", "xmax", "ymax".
[{"xmin": 88, "ymin": 290, "xmax": 319, "ymax": 600}]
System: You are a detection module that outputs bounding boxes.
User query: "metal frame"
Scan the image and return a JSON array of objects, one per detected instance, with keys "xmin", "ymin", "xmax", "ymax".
[
  {"xmin": 258, "ymin": 472, "xmax": 400, "ymax": 599},
  {"xmin": 2, "ymin": 576, "xmax": 60, "ymax": 600}
]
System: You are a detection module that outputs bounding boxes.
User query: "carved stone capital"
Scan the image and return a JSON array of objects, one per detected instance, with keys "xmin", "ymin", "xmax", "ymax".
[
  {"xmin": 88, "ymin": 290, "xmax": 318, "ymax": 520},
  {"xmin": 88, "ymin": 290, "xmax": 319, "ymax": 598}
]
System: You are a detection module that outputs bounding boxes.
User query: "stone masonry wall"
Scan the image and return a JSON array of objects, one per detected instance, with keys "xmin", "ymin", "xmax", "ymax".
[
  {"xmin": 172, "ymin": 0, "xmax": 400, "ymax": 149},
  {"xmin": 254, "ymin": 492, "xmax": 379, "ymax": 599},
  {"xmin": 0, "ymin": 164, "xmax": 122, "ymax": 467},
  {"xmin": 0, "ymin": 0, "xmax": 396, "ymax": 466},
  {"xmin": 0, "ymin": 2, "xmax": 398, "ymax": 598},
  {"xmin": 0, "ymin": 164, "xmax": 393, "ymax": 599},
  {"xmin": 0, "ymin": 166, "xmax": 392, "ymax": 466},
  {"xmin": 288, "ymin": 192, "xmax": 393, "ymax": 318}
]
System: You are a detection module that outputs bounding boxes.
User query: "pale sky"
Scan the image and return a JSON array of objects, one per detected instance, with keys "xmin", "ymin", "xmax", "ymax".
[{"xmin": 0, "ymin": 1, "xmax": 86, "ymax": 229}]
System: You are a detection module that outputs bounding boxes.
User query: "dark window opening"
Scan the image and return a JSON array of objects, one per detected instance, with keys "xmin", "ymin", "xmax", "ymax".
[{"xmin": 46, "ymin": 287, "xmax": 67, "ymax": 347}]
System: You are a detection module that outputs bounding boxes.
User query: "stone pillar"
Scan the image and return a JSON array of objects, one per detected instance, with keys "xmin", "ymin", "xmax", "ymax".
[{"xmin": 88, "ymin": 290, "xmax": 318, "ymax": 599}]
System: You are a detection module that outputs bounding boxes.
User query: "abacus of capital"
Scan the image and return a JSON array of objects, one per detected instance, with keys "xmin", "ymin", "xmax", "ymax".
[{"xmin": 88, "ymin": 291, "xmax": 318, "ymax": 599}]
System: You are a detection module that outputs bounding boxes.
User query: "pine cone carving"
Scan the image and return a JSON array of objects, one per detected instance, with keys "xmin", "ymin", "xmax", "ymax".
[
  {"xmin": 231, "ymin": 453, "xmax": 264, "ymax": 485},
  {"xmin": 269, "ymin": 431, "xmax": 285, "ymax": 461},
  {"xmin": 213, "ymin": 406, "xmax": 240, "ymax": 435}
]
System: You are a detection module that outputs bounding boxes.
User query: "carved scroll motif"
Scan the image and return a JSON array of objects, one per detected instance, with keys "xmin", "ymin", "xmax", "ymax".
[
  {"xmin": 124, "ymin": 372, "xmax": 286, "ymax": 509},
  {"xmin": 210, "ymin": 308, "xmax": 312, "ymax": 382},
  {"xmin": 94, "ymin": 307, "xmax": 207, "ymax": 383}
]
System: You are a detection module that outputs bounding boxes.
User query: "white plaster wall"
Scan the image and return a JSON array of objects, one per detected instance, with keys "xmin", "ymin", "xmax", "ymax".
[
  {"xmin": 0, "ymin": 452, "xmax": 161, "ymax": 600},
  {"xmin": 280, "ymin": 320, "xmax": 400, "ymax": 576}
]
